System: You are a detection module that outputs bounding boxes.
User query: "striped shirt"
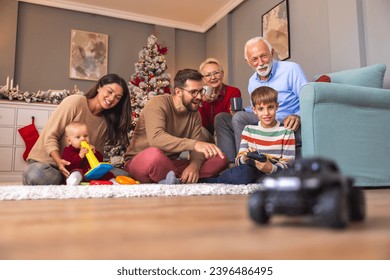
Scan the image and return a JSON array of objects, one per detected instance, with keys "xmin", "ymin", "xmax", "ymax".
[{"xmin": 236, "ymin": 121, "xmax": 295, "ymax": 173}]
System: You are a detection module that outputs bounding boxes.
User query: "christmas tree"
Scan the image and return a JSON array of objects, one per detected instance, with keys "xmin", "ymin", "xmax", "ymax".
[
  {"xmin": 129, "ymin": 34, "xmax": 171, "ymax": 136},
  {"xmin": 105, "ymin": 34, "xmax": 171, "ymax": 167}
]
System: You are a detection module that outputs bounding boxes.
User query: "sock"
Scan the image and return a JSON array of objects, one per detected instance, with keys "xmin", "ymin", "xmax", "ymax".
[
  {"xmin": 66, "ymin": 171, "xmax": 83, "ymax": 186},
  {"xmin": 159, "ymin": 171, "xmax": 180, "ymax": 184},
  {"xmin": 110, "ymin": 178, "xmax": 119, "ymax": 185},
  {"xmin": 18, "ymin": 117, "xmax": 39, "ymax": 161}
]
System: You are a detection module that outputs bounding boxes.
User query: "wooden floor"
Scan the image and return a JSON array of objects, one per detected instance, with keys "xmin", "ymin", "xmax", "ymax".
[{"xmin": 0, "ymin": 188, "xmax": 389, "ymax": 260}]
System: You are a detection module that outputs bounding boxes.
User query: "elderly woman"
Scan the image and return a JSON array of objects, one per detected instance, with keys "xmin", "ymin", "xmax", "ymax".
[{"xmin": 198, "ymin": 58, "xmax": 241, "ymax": 148}]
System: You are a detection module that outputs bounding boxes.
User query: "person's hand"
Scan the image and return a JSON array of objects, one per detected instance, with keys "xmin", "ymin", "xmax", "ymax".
[
  {"xmin": 89, "ymin": 144, "xmax": 96, "ymax": 153},
  {"xmin": 247, "ymin": 147, "xmax": 256, "ymax": 153},
  {"xmin": 241, "ymin": 147, "xmax": 256, "ymax": 163},
  {"xmin": 79, "ymin": 147, "xmax": 88, "ymax": 158},
  {"xmin": 283, "ymin": 114, "xmax": 300, "ymax": 131},
  {"xmin": 50, "ymin": 150, "xmax": 70, "ymax": 177},
  {"xmin": 254, "ymin": 158, "xmax": 273, "ymax": 174},
  {"xmin": 180, "ymin": 163, "xmax": 200, "ymax": 183},
  {"xmin": 194, "ymin": 141, "xmax": 225, "ymax": 159},
  {"xmin": 57, "ymin": 159, "xmax": 71, "ymax": 178},
  {"xmin": 229, "ymin": 104, "xmax": 237, "ymax": 116}
]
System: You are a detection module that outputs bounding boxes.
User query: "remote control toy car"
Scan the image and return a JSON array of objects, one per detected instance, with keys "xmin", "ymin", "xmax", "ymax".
[
  {"xmin": 246, "ymin": 151, "xmax": 267, "ymax": 167},
  {"xmin": 248, "ymin": 157, "xmax": 365, "ymax": 229}
]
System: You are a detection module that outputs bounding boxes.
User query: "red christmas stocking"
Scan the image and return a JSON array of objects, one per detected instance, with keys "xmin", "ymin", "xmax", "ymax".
[{"xmin": 18, "ymin": 117, "xmax": 39, "ymax": 161}]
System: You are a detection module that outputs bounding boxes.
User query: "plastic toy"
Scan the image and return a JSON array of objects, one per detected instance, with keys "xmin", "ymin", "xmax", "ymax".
[
  {"xmin": 80, "ymin": 140, "xmax": 113, "ymax": 180},
  {"xmin": 89, "ymin": 180, "xmax": 114, "ymax": 185},
  {"xmin": 115, "ymin": 175, "xmax": 140, "ymax": 185},
  {"xmin": 248, "ymin": 157, "xmax": 365, "ymax": 229}
]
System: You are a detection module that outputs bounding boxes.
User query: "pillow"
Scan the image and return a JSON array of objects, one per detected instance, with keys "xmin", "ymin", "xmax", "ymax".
[
  {"xmin": 317, "ymin": 64, "xmax": 386, "ymax": 88},
  {"xmin": 314, "ymin": 74, "xmax": 331, "ymax": 83}
]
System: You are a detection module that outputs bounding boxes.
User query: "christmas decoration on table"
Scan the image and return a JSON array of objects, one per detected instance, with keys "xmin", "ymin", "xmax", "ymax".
[
  {"xmin": 0, "ymin": 76, "xmax": 71, "ymax": 104},
  {"xmin": 71, "ymin": 84, "xmax": 83, "ymax": 95},
  {"xmin": 104, "ymin": 34, "xmax": 171, "ymax": 167}
]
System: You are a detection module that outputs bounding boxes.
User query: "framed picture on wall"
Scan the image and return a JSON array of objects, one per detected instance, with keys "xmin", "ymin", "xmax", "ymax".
[
  {"xmin": 69, "ymin": 29, "xmax": 108, "ymax": 81},
  {"xmin": 262, "ymin": 0, "xmax": 290, "ymax": 60}
]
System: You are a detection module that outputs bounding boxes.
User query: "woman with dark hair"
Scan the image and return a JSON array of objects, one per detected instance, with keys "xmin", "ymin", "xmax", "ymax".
[{"xmin": 23, "ymin": 73, "xmax": 131, "ymax": 185}]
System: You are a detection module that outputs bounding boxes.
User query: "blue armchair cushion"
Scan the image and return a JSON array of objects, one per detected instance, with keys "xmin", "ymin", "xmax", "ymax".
[
  {"xmin": 315, "ymin": 63, "xmax": 386, "ymax": 88},
  {"xmin": 300, "ymin": 82, "xmax": 390, "ymax": 187}
]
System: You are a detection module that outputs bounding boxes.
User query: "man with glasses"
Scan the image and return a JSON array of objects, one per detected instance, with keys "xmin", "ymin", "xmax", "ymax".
[
  {"xmin": 123, "ymin": 68, "xmax": 229, "ymax": 184},
  {"xmin": 215, "ymin": 36, "xmax": 307, "ymax": 163}
]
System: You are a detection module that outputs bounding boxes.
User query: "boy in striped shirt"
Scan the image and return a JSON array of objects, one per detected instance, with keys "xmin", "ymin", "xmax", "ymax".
[{"xmin": 202, "ymin": 86, "xmax": 295, "ymax": 184}]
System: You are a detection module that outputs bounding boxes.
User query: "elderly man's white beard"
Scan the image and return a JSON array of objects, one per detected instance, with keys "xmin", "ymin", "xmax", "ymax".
[{"xmin": 256, "ymin": 61, "xmax": 273, "ymax": 77}]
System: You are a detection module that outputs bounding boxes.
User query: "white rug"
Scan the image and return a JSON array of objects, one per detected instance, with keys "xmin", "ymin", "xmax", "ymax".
[{"xmin": 0, "ymin": 183, "xmax": 262, "ymax": 201}]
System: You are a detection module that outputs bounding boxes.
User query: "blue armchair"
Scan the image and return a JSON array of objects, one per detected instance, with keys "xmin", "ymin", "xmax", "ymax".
[{"xmin": 300, "ymin": 64, "xmax": 389, "ymax": 187}]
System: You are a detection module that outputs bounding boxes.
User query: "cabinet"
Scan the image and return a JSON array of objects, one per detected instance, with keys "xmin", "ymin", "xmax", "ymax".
[{"xmin": 0, "ymin": 100, "xmax": 57, "ymax": 182}]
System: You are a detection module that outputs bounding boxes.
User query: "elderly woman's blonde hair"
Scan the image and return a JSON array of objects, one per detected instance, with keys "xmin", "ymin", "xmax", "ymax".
[{"xmin": 199, "ymin": 57, "xmax": 224, "ymax": 74}]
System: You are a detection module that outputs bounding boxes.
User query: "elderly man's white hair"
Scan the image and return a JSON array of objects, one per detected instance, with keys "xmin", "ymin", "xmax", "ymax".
[{"xmin": 244, "ymin": 37, "xmax": 273, "ymax": 60}]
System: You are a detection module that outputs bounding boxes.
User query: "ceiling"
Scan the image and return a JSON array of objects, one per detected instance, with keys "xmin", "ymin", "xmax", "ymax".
[{"xmin": 21, "ymin": 0, "xmax": 245, "ymax": 33}]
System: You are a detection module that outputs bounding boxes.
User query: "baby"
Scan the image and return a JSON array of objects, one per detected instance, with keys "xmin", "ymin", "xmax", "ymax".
[{"xmin": 62, "ymin": 121, "xmax": 114, "ymax": 186}]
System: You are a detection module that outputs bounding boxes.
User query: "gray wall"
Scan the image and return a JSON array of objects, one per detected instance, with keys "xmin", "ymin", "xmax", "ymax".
[
  {"xmin": 1, "ymin": 0, "xmax": 389, "ymax": 105},
  {"xmin": 0, "ymin": 0, "xmax": 18, "ymax": 84},
  {"xmin": 205, "ymin": 15, "xmax": 231, "ymax": 81},
  {"xmin": 175, "ymin": 30, "xmax": 206, "ymax": 71},
  {"xmin": 14, "ymin": 3, "xmax": 159, "ymax": 92},
  {"xmin": 207, "ymin": 0, "xmax": 390, "ymax": 107},
  {"xmin": 362, "ymin": 0, "xmax": 390, "ymax": 76},
  {"xmin": 1, "ymin": 2, "xmax": 205, "ymax": 93}
]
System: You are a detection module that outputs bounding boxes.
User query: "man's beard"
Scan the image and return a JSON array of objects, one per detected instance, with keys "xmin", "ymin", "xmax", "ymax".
[
  {"xmin": 182, "ymin": 97, "xmax": 199, "ymax": 112},
  {"xmin": 256, "ymin": 60, "xmax": 273, "ymax": 77}
]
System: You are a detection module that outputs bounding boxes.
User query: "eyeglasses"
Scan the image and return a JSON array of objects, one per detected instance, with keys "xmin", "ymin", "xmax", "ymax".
[
  {"xmin": 180, "ymin": 87, "xmax": 206, "ymax": 97},
  {"xmin": 203, "ymin": 71, "xmax": 222, "ymax": 79}
]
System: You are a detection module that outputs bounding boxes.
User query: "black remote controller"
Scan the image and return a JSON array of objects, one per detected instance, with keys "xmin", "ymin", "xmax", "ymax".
[{"xmin": 246, "ymin": 152, "xmax": 267, "ymax": 166}]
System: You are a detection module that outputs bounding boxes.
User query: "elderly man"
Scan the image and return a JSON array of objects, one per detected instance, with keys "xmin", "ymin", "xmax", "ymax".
[{"xmin": 215, "ymin": 36, "xmax": 307, "ymax": 162}]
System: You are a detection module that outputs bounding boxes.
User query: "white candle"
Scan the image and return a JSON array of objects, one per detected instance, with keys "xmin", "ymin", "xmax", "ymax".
[
  {"xmin": 16, "ymin": 85, "xmax": 19, "ymax": 91},
  {"xmin": 6, "ymin": 76, "xmax": 9, "ymax": 90},
  {"xmin": 10, "ymin": 79, "xmax": 13, "ymax": 90}
]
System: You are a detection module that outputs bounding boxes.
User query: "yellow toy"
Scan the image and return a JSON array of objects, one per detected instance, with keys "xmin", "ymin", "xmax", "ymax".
[{"xmin": 80, "ymin": 140, "xmax": 113, "ymax": 180}]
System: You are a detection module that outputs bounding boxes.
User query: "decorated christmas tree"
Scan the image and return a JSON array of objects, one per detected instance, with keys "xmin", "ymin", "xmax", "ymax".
[
  {"xmin": 129, "ymin": 34, "xmax": 171, "ymax": 136},
  {"xmin": 105, "ymin": 34, "xmax": 171, "ymax": 167}
]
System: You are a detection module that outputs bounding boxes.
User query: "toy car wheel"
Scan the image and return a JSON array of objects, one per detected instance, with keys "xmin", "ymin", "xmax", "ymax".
[
  {"xmin": 314, "ymin": 187, "xmax": 349, "ymax": 229},
  {"xmin": 349, "ymin": 187, "xmax": 365, "ymax": 221},
  {"xmin": 248, "ymin": 190, "xmax": 270, "ymax": 224}
]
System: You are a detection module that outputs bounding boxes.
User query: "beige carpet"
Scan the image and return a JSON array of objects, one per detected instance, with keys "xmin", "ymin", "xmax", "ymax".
[{"xmin": 0, "ymin": 183, "xmax": 261, "ymax": 200}]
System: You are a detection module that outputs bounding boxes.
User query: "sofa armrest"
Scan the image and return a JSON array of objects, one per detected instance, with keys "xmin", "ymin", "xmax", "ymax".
[
  {"xmin": 301, "ymin": 82, "xmax": 390, "ymax": 108},
  {"xmin": 300, "ymin": 82, "xmax": 390, "ymax": 186}
]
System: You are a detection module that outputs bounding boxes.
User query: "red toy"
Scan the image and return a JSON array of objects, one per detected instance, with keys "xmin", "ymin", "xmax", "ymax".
[{"xmin": 89, "ymin": 180, "xmax": 114, "ymax": 185}]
